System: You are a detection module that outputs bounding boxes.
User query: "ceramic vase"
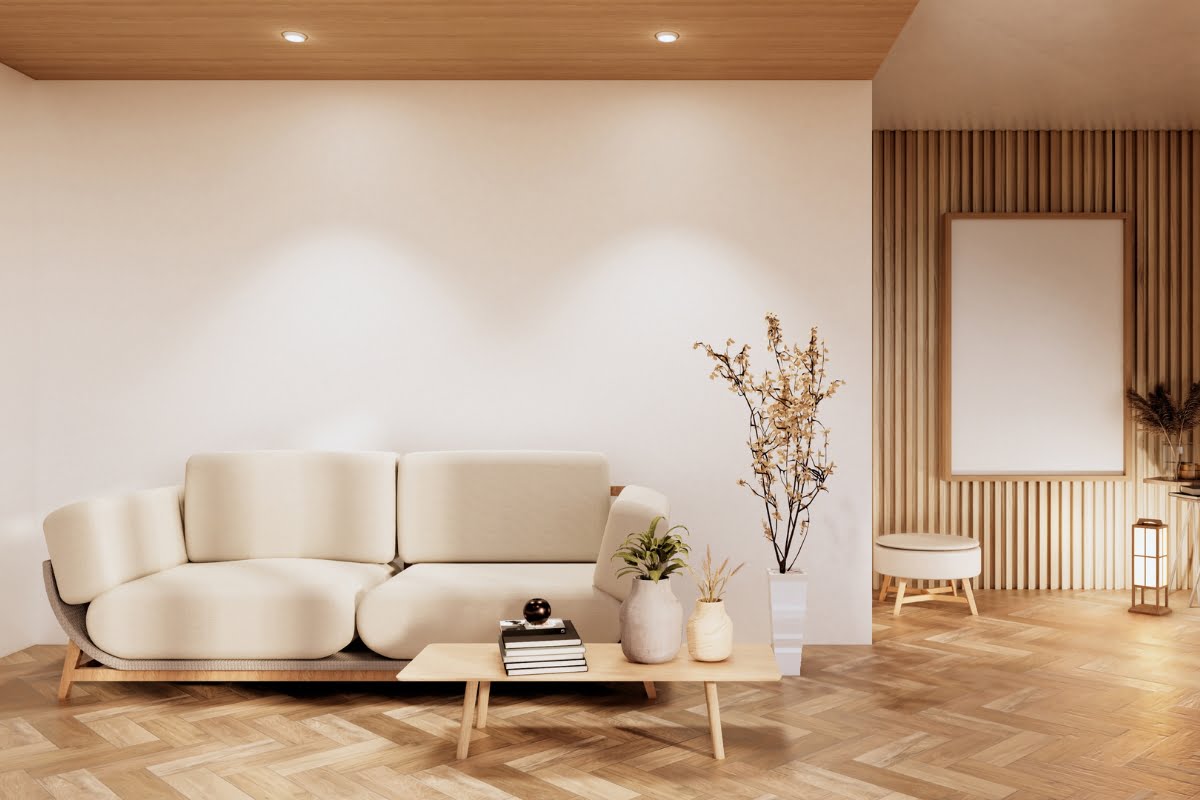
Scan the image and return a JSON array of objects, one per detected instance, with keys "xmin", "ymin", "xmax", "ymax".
[
  {"xmin": 767, "ymin": 569, "xmax": 808, "ymax": 676},
  {"xmin": 619, "ymin": 577, "xmax": 682, "ymax": 664},
  {"xmin": 686, "ymin": 599, "xmax": 733, "ymax": 661}
]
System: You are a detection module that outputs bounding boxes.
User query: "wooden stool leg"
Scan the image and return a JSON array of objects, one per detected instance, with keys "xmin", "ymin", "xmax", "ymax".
[
  {"xmin": 476, "ymin": 681, "xmax": 491, "ymax": 729},
  {"xmin": 457, "ymin": 681, "xmax": 478, "ymax": 759},
  {"xmin": 962, "ymin": 579, "xmax": 979, "ymax": 616},
  {"xmin": 704, "ymin": 682, "xmax": 724, "ymax": 760},
  {"xmin": 58, "ymin": 642, "xmax": 82, "ymax": 702},
  {"xmin": 951, "ymin": 581, "xmax": 958, "ymax": 597},
  {"xmin": 877, "ymin": 574, "xmax": 892, "ymax": 602},
  {"xmin": 893, "ymin": 580, "xmax": 907, "ymax": 616},
  {"xmin": 643, "ymin": 681, "xmax": 657, "ymax": 700}
]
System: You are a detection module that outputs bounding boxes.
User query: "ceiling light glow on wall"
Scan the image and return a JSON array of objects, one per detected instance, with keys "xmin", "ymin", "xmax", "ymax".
[
  {"xmin": 281, "ymin": 31, "xmax": 308, "ymax": 43},
  {"xmin": 655, "ymin": 31, "xmax": 680, "ymax": 43}
]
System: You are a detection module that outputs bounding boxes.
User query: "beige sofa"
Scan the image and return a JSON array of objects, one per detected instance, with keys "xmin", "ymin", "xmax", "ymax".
[{"xmin": 42, "ymin": 450, "xmax": 668, "ymax": 698}]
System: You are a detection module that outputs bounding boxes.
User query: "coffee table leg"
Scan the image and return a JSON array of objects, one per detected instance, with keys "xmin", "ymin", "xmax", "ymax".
[
  {"xmin": 457, "ymin": 681, "xmax": 478, "ymax": 759},
  {"xmin": 704, "ymin": 682, "xmax": 724, "ymax": 760},
  {"xmin": 476, "ymin": 681, "xmax": 491, "ymax": 729},
  {"xmin": 643, "ymin": 681, "xmax": 657, "ymax": 700}
]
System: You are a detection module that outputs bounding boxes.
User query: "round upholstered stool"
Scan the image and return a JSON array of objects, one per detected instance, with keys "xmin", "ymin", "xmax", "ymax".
[{"xmin": 874, "ymin": 533, "xmax": 982, "ymax": 616}]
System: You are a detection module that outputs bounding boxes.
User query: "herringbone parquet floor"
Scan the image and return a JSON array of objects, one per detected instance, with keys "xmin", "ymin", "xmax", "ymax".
[{"xmin": 1, "ymin": 591, "xmax": 1198, "ymax": 800}]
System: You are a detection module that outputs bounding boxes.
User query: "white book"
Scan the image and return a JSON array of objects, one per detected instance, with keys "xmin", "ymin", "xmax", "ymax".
[
  {"xmin": 501, "ymin": 658, "xmax": 586, "ymax": 670},
  {"xmin": 501, "ymin": 646, "xmax": 586, "ymax": 660},
  {"xmin": 499, "ymin": 617, "xmax": 565, "ymax": 630},
  {"xmin": 505, "ymin": 664, "xmax": 589, "ymax": 676}
]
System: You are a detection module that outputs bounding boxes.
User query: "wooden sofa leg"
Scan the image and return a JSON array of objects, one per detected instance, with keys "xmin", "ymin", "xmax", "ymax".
[{"xmin": 58, "ymin": 641, "xmax": 82, "ymax": 702}]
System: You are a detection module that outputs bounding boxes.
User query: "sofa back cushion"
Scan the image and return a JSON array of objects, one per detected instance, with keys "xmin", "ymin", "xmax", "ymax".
[
  {"xmin": 184, "ymin": 451, "xmax": 397, "ymax": 563},
  {"xmin": 44, "ymin": 486, "xmax": 188, "ymax": 604},
  {"xmin": 399, "ymin": 451, "xmax": 610, "ymax": 563}
]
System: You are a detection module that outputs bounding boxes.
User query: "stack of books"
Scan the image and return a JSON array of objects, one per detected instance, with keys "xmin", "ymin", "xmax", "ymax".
[{"xmin": 499, "ymin": 619, "xmax": 587, "ymax": 675}]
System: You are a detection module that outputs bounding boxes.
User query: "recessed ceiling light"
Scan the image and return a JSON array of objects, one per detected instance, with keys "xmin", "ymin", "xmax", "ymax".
[
  {"xmin": 281, "ymin": 31, "xmax": 308, "ymax": 43},
  {"xmin": 655, "ymin": 31, "xmax": 680, "ymax": 43}
]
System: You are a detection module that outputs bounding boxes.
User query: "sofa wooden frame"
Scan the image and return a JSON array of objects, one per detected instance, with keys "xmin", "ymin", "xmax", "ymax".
[{"xmin": 56, "ymin": 642, "xmax": 401, "ymax": 700}]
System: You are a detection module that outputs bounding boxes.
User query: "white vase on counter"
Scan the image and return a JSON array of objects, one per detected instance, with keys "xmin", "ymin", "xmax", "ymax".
[
  {"xmin": 767, "ymin": 569, "xmax": 808, "ymax": 676},
  {"xmin": 686, "ymin": 599, "xmax": 733, "ymax": 662}
]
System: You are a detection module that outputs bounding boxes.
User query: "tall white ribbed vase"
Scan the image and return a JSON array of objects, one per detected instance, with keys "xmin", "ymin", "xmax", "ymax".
[{"xmin": 767, "ymin": 569, "xmax": 807, "ymax": 676}]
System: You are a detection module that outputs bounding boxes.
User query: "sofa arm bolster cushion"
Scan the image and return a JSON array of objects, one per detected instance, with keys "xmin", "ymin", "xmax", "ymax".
[
  {"xmin": 43, "ymin": 486, "xmax": 187, "ymax": 604},
  {"xmin": 593, "ymin": 485, "xmax": 670, "ymax": 603}
]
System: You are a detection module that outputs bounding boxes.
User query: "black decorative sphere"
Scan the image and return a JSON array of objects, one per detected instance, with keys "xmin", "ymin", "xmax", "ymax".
[{"xmin": 523, "ymin": 598, "xmax": 551, "ymax": 624}]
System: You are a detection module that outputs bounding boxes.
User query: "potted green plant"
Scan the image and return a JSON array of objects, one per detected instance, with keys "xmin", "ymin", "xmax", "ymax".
[
  {"xmin": 695, "ymin": 313, "xmax": 843, "ymax": 675},
  {"xmin": 1127, "ymin": 382, "xmax": 1200, "ymax": 480},
  {"xmin": 611, "ymin": 516, "xmax": 689, "ymax": 664},
  {"xmin": 685, "ymin": 545, "xmax": 744, "ymax": 662}
]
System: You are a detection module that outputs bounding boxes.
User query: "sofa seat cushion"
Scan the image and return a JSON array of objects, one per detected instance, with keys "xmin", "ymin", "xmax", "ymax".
[
  {"xmin": 86, "ymin": 559, "xmax": 394, "ymax": 660},
  {"xmin": 357, "ymin": 563, "xmax": 620, "ymax": 660}
]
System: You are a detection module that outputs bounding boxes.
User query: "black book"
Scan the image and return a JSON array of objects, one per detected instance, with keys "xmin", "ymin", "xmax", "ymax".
[{"xmin": 499, "ymin": 620, "xmax": 582, "ymax": 649}]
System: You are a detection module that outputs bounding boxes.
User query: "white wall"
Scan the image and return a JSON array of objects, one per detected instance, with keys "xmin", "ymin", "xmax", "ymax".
[
  {"xmin": 0, "ymin": 63, "xmax": 39, "ymax": 658},
  {"xmin": 18, "ymin": 80, "xmax": 871, "ymax": 649}
]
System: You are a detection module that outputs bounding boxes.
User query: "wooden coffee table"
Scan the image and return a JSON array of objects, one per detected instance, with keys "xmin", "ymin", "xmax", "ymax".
[{"xmin": 396, "ymin": 643, "xmax": 780, "ymax": 759}]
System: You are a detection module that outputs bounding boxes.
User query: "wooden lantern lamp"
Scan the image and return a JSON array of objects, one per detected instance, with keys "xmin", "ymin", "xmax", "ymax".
[{"xmin": 1130, "ymin": 518, "xmax": 1170, "ymax": 616}]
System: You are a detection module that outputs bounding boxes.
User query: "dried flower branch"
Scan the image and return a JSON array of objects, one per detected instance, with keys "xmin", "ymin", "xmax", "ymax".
[
  {"xmin": 694, "ymin": 313, "xmax": 843, "ymax": 573},
  {"xmin": 687, "ymin": 545, "xmax": 744, "ymax": 603}
]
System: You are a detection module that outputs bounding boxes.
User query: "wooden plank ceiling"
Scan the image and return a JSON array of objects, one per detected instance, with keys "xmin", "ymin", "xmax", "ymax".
[{"xmin": 0, "ymin": 1, "xmax": 918, "ymax": 80}]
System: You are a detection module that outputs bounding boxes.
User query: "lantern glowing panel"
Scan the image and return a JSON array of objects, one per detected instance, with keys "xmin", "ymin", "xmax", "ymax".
[{"xmin": 1130, "ymin": 518, "xmax": 1170, "ymax": 616}]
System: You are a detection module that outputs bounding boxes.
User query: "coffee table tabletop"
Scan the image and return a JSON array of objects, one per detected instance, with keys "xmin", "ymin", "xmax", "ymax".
[
  {"xmin": 396, "ymin": 643, "xmax": 780, "ymax": 759},
  {"xmin": 397, "ymin": 642, "xmax": 780, "ymax": 682}
]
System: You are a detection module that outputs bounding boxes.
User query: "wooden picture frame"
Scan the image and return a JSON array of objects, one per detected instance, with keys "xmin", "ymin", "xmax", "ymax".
[{"xmin": 939, "ymin": 212, "xmax": 1133, "ymax": 482}]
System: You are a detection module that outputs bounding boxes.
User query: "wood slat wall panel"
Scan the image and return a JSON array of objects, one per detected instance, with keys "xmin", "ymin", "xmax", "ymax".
[{"xmin": 874, "ymin": 130, "xmax": 1199, "ymax": 591}]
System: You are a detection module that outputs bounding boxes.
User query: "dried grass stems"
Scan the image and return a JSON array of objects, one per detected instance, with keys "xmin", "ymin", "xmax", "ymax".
[
  {"xmin": 695, "ymin": 313, "xmax": 844, "ymax": 573},
  {"xmin": 1127, "ymin": 382, "xmax": 1200, "ymax": 453},
  {"xmin": 687, "ymin": 545, "xmax": 744, "ymax": 603}
]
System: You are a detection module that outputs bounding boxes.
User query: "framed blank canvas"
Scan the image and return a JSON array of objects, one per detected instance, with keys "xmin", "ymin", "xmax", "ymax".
[{"xmin": 940, "ymin": 213, "xmax": 1132, "ymax": 480}]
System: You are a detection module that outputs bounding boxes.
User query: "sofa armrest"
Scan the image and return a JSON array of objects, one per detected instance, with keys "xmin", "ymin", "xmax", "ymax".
[
  {"xmin": 43, "ymin": 486, "xmax": 187, "ymax": 604},
  {"xmin": 593, "ymin": 486, "xmax": 670, "ymax": 603}
]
